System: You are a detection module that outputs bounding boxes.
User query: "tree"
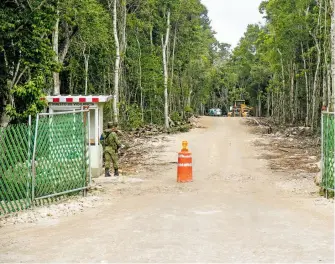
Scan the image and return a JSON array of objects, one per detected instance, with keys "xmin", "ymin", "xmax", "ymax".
[
  {"xmin": 162, "ymin": 9, "xmax": 170, "ymax": 129},
  {"xmin": 223, "ymin": 0, "xmax": 333, "ymax": 130},
  {"xmin": 0, "ymin": 0, "xmax": 56, "ymax": 123},
  {"xmin": 0, "ymin": 0, "xmax": 235, "ymax": 128}
]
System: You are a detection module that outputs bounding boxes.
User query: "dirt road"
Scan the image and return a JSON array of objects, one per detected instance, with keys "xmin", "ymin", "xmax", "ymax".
[{"xmin": 0, "ymin": 117, "xmax": 333, "ymax": 262}]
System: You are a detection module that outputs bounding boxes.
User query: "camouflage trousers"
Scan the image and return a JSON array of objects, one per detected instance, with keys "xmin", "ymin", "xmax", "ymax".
[{"xmin": 104, "ymin": 147, "xmax": 118, "ymax": 170}]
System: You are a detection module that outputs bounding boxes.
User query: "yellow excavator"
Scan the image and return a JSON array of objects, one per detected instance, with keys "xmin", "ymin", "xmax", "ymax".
[{"xmin": 228, "ymin": 100, "xmax": 252, "ymax": 117}]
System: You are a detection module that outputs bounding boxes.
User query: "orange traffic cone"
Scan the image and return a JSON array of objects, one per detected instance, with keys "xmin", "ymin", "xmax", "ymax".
[{"xmin": 177, "ymin": 141, "xmax": 193, "ymax": 183}]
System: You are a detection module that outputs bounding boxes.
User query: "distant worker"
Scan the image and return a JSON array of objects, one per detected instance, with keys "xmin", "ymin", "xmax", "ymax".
[{"xmin": 100, "ymin": 122, "xmax": 121, "ymax": 177}]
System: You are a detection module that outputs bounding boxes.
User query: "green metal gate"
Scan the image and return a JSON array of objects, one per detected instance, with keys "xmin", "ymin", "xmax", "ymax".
[
  {"xmin": 32, "ymin": 111, "xmax": 90, "ymax": 200},
  {"xmin": 321, "ymin": 112, "xmax": 334, "ymax": 196},
  {"xmin": 0, "ymin": 120, "xmax": 33, "ymax": 214},
  {"xmin": 0, "ymin": 111, "xmax": 90, "ymax": 215}
]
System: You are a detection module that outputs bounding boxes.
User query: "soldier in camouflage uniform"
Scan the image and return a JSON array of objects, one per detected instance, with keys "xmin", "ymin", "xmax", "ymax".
[{"xmin": 100, "ymin": 122, "xmax": 121, "ymax": 177}]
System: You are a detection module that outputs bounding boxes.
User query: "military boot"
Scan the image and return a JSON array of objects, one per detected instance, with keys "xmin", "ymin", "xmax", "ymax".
[
  {"xmin": 114, "ymin": 169, "xmax": 119, "ymax": 177},
  {"xmin": 105, "ymin": 168, "xmax": 111, "ymax": 177}
]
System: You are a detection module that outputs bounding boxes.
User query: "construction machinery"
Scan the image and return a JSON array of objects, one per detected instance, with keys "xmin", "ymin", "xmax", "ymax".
[{"xmin": 228, "ymin": 100, "xmax": 252, "ymax": 117}]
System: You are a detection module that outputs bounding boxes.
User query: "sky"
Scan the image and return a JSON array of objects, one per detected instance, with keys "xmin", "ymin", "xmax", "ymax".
[{"xmin": 201, "ymin": 0, "xmax": 265, "ymax": 48}]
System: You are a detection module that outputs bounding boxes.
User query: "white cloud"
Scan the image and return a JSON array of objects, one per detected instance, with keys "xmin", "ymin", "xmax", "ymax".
[{"xmin": 201, "ymin": 0, "xmax": 265, "ymax": 48}]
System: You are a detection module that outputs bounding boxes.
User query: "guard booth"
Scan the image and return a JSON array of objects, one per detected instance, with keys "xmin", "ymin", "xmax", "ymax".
[{"xmin": 44, "ymin": 95, "xmax": 113, "ymax": 178}]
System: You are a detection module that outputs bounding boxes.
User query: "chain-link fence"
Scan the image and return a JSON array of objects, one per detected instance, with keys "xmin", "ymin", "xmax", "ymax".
[
  {"xmin": 0, "ymin": 120, "xmax": 33, "ymax": 214},
  {"xmin": 0, "ymin": 111, "xmax": 90, "ymax": 215},
  {"xmin": 321, "ymin": 112, "xmax": 334, "ymax": 196}
]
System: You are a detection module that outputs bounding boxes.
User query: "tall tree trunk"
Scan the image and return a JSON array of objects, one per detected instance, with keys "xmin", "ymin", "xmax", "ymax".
[
  {"xmin": 103, "ymin": 70, "xmax": 106, "ymax": 95},
  {"xmin": 275, "ymin": 91, "xmax": 279, "ymax": 122},
  {"xmin": 52, "ymin": 6, "xmax": 75, "ymax": 96},
  {"xmin": 278, "ymin": 49, "xmax": 285, "ymax": 93},
  {"xmin": 290, "ymin": 62, "xmax": 295, "ymax": 123},
  {"xmin": 323, "ymin": 0, "xmax": 329, "ymax": 108},
  {"xmin": 301, "ymin": 43, "xmax": 310, "ymax": 126},
  {"xmin": 162, "ymin": 10, "xmax": 171, "ymax": 129},
  {"xmin": 169, "ymin": 27, "xmax": 177, "ymax": 113},
  {"xmin": 136, "ymin": 34, "xmax": 144, "ymax": 122},
  {"xmin": 258, "ymin": 89, "xmax": 262, "ymax": 117},
  {"xmin": 311, "ymin": 0, "xmax": 322, "ymax": 129},
  {"xmin": 295, "ymin": 76, "xmax": 299, "ymax": 122},
  {"xmin": 281, "ymin": 91, "xmax": 285, "ymax": 124},
  {"xmin": 311, "ymin": 9, "xmax": 322, "ymax": 129},
  {"xmin": 277, "ymin": 49, "xmax": 286, "ymax": 123},
  {"xmin": 52, "ymin": 11, "xmax": 60, "ymax": 95},
  {"xmin": 187, "ymin": 89, "xmax": 192, "ymax": 107},
  {"xmin": 267, "ymin": 90, "xmax": 270, "ymax": 117},
  {"xmin": 121, "ymin": 0, "xmax": 127, "ymax": 54},
  {"xmin": 69, "ymin": 71, "xmax": 73, "ymax": 94},
  {"xmin": 84, "ymin": 54, "xmax": 89, "ymax": 95},
  {"xmin": 271, "ymin": 90, "xmax": 274, "ymax": 117},
  {"xmin": 112, "ymin": 0, "xmax": 120, "ymax": 123},
  {"xmin": 323, "ymin": 64, "xmax": 327, "ymax": 107},
  {"xmin": 311, "ymin": 33, "xmax": 321, "ymax": 130},
  {"xmin": 150, "ymin": 25, "xmax": 153, "ymax": 47},
  {"xmin": 119, "ymin": 0, "xmax": 127, "ymax": 106}
]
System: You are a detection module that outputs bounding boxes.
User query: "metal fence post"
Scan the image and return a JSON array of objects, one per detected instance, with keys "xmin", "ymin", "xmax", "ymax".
[
  {"xmin": 27, "ymin": 115, "xmax": 31, "ymax": 204},
  {"xmin": 82, "ymin": 110, "xmax": 87, "ymax": 197},
  {"xmin": 31, "ymin": 114, "xmax": 40, "ymax": 204},
  {"xmin": 88, "ymin": 110, "xmax": 92, "ymax": 186}
]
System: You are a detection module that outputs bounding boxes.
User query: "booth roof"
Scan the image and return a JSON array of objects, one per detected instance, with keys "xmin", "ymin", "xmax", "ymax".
[{"xmin": 42, "ymin": 95, "xmax": 114, "ymax": 103}]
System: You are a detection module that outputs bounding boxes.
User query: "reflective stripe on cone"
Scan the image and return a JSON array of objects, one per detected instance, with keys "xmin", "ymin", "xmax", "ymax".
[{"xmin": 177, "ymin": 151, "xmax": 193, "ymax": 182}]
